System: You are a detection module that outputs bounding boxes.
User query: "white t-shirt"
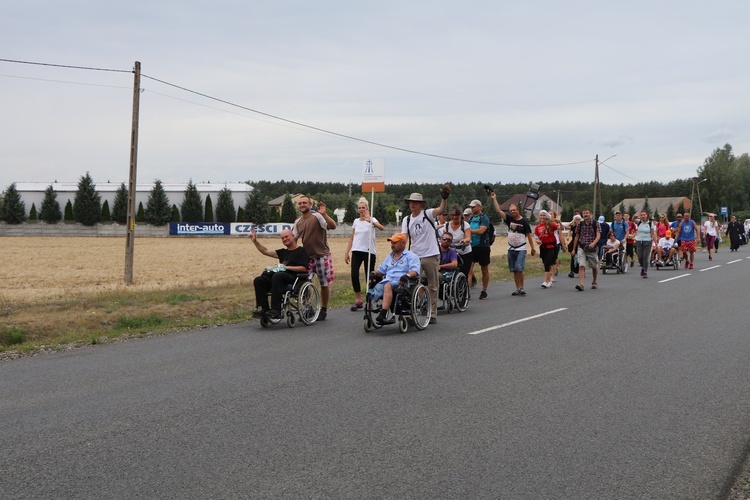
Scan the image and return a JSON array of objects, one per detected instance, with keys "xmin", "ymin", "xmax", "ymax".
[
  {"xmin": 704, "ymin": 220, "xmax": 718, "ymax": 237},
  {"xmin": 351, "ymin": 217, "xmax": 380, "ymax": 254},
  {"xmin": 401, "ymin": 209, "xmax": 439, "ymax": 258},
  {"xmin": 658, "ymin": 237, "xmax": 675, "ymax": 250}
]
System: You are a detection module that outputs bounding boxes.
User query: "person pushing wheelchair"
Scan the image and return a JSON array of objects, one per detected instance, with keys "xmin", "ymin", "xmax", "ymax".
[{"xmin": 368, "ymin": 233, "xmax": 421, "ymax": 326}]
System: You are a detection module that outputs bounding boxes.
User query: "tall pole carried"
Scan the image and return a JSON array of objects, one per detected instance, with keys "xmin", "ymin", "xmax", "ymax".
[{"xmin": 124, "ymin": 61, "xmax": 141, "ymax": 285}]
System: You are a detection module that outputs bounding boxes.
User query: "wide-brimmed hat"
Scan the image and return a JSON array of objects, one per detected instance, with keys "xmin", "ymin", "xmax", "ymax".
[
  {"xmin": 404, "ymin": 193, "xmax": 425, "ymax": 203},
  {"xmin": 387, "ymin": 233, "xmax": 407, "ymax": 243}
]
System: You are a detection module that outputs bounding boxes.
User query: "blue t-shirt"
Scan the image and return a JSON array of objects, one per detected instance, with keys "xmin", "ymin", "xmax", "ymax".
[
  {"xmin": 469, "ymin": 214, "xmax": 490, "ymax": 248},
  {"xmin": 611, "ymin": 219, "xmax": 628, "ymax": 240}
]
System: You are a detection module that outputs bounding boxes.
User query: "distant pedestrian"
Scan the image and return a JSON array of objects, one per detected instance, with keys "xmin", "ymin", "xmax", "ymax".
[
  {"xmin": 703, "ymin": 214, "xmax": 719, "ymax": 260},
  {"xmin": 492, "ymin": 193, "xmax": 536, "ymax": 296},
  {"xmin": 635, "ymin": 210, "xmax": 657, "ymax": 278},
  {"xmin": 674, "ymin": 212, "xmax": 700, "ymax": 269},
  {"xmin": 534, "ymin": 210, "xmax": 566, "ymax": 288},
  {"xmin": 726, "ymin": 215, "xmax": 745, "ymax": 251},
  {"xmin": 572, "ymin": 208, "xmax": 600, "ymax": 291}
]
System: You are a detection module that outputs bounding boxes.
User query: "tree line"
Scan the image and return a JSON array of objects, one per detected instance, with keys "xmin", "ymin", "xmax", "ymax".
[{"xmin": 2, "ymin": 144, "xmax": 749, "ymax": 226}]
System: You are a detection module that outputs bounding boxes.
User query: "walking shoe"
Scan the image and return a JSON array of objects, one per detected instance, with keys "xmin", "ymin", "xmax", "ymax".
[
  {"xmin": 689, "ymin": 262, "xmax": 694, "ymax": 269},
  {"xmin": 375, "ymin": 310, "xmax": 387, "ymax": 325},
  {"xmin": 252, "ymin": 307, "xmax": 267, "ymax": 319},
  {"xmin": 640, "ymin": 269, "xmax": 645, "ymax": 277},
  {"xmin": 642, "ymin": 273, "xmax": 648, "ymax": 279},
  {"xmin": 518, "ymin": 288, "xmax": 526, "ymax": 295},
  {"xmin": 429, "ymin": 317, "xmax": 437, "ymax": 325},
  {"xmin": 575, "ymin": 284, "xmax": 584, "ymax": 291},
  {"xmin": 479, "ymin": 290, "xmax": 488, "ymax": 300},
  {"xmin": 541, "ymin": 282, "xmax": 550, "ymax": 288},
  {"xmin": 471, "ymin": 276, "xmax": 477, "ymax": 288},
  {"xmin": 512, "ymin": 289, "xmax": 521, "ymax": 296},
  {"xmin": 318, "ymin": 308, "xmax": 327, "ymax": 321},
  {"xmin": 350, "ymin": 301, "xmax": 363, "ymax": 311},
  {"xmin": 568, "ymin": 272, "xmax": 575, "ymax": 278}
]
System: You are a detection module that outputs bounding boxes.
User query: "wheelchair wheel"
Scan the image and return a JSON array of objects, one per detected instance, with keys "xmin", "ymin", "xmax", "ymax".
[
  {"xmin": 453, "ymin": 272, "xmax": 469, "ymax": 312},
  {"xmin": 297, "ymin": 281, "xmax": 321, "ymax": 325},
  {"xmin": 287, "ymin": 311, "xmax": 296, "ymax": 328},
  {"xmin": 260, "ymin": 317, "xmax": 270, "ymax": 328},
  {"xmin": 398, "ymin": 315, "xmax": 408, "ymax": 333},
  {"xmin": 410, "ymin": 283, "xmax": 431, "ymax": 330},
  {"xmin": 364, "ymin": 316, "xmax": 374, "ymax": 332}
]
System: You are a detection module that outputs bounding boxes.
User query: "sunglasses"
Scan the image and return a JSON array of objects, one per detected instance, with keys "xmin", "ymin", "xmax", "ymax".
[{"xmin": 441, "ymin": 237, "xmax": 453, "ymax": 242}]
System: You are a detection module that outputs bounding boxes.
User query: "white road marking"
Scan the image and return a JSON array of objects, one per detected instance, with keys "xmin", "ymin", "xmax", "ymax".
[
  {"xmin": 658, "ymin": 274, "xmax": 691, "ymax": 283},
  {"xmin": 467, "ymin": 308, "xmax": 568, "ymax": 335},
  {"xmin": 728, "ymin": 259, "xmax": 742, "ymax": 264},
  {"xmin": 699, "ymin": 265, "xmax": 721, "ymax": 272}
]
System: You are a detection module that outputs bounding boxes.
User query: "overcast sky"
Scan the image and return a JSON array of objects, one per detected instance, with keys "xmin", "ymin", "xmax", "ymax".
[{"xmin": 3, "ymin": 1, "xmax": 749, "ymax": 192}]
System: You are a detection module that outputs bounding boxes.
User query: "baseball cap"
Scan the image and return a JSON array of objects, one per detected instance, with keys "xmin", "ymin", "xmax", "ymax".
[
  {"xmin": 598, "ymin": 216, "xmax": 605, "ymax": 223},
  {"xmin": 387, "ymin": 233, "xmax": 407, "ymax": 243},
  {"xmin": 469, "ymin": 199, "xmax": 482, "ymax": 207}
]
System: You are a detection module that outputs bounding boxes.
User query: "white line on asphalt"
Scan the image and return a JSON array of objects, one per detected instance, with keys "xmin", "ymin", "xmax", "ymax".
[
  {"xmin": 658, "ymin": 274, "xmax": 691, "ymax": 283},
  {"xmin": 467, "ymin": 308, "xmax": 568, "ymax": 335},
  {"xmin": 728, "ymin": 259, "xmax": 742, "ymax": 264},
  {"xmin": 699, "ymin": 265, "xmax": 721, "ymax": 272}
]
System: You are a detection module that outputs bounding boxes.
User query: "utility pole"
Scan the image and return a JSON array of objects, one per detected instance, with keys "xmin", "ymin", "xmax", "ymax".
[
  {"xmin": 124, "ymin": 61, "xmax": 141, "ymax": 285},
  {"xmin": 593, "ymin": 154, "xmax": 600, "ymax": 217}
]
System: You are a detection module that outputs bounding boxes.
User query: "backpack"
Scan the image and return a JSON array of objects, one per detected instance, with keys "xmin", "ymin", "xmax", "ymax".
[
  {"xmin": 485, "ymin": 219, "xmax": 496, "ymax": 246},
  {"xmin": 405, "ymin": 213, "xmax": 440, "ymax": 250}
]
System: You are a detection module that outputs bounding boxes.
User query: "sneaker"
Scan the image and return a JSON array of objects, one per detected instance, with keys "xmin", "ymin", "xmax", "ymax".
[
  {"xmin": 512, "ymin": 289, "xmax": 520, "ymax": 296},
  {"xmin": 318, "ymin": 308, "xmax": 327, "ymax": 321},
  {"xmin": 471, "ymin": 276, "xmax": 478, "ymax": 288},
  {"xmin": 568, "ymin": 272, "xmax": 575, "ymax": 278},
  {"xmin": 518, "ymin": 288, "xmax": 526, "ymax": 295},
  {"xmin": 575, "ymin": 284, "xmax": 584, "ymax": 291},
  {"xmin": 642, "ymin": 273, "xmax": 648, "ymax": 279},
  {"xmin": 429, "ymin": 317, "xmax": 437, "ymax": 325},
  {"xmin": 350, "ymin": 301, "xmax": 363, "ymax": 311},
  {"xmin": 252, "ymin": 308, "xmax": 267, "ymax": 319},
  {"xmin": 640, "ymin": 269, "xmax": 645, "ymax": 277},
  {"xmin": 479, "ymin": 290, "xmax": 488, "ymax": 300},
  {"xmin": 541, "ymin": 282, "xmax": 549, "ymax": 288},
  {"xmin": 689, "ymin": 262, "xmax": 694, "ymax": 269},
  {"xmin": 375, "ymin": 311, "xmax": 387, "ymax": 325}
]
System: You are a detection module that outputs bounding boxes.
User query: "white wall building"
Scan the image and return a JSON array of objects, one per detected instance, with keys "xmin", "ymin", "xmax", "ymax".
[{"xmin": 13, "ymin": 181, "xmax": 253, "ymax": 220}]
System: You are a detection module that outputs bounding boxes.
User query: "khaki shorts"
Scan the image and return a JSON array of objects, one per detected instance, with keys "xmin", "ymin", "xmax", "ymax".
[{"xmin": 577, "ymin": 247, "xmax": 598, "ymax": 269}]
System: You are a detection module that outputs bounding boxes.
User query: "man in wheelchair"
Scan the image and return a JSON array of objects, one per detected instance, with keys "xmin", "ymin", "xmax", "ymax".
[
  {"xmin": 368, "ymin": 233, "xmax": 421, "ymax": 326},
  {"xmin": 438, "ymin": 232, "xmax": 458, "ymax": 305},
  {"xmin": 249, "ymin": 228, "xmax": 309, "ymax": 320}
]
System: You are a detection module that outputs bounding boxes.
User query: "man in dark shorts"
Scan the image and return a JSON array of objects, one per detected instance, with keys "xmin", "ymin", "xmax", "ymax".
[
  {"xmin": 468, "ymin": 199, "xmax": 492, "ymax": 299},
  {"xmin": 490, "ymin": 193, "xmax": 537, "ymax": 296}
]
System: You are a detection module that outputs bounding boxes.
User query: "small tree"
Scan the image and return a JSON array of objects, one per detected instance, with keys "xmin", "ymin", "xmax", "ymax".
[
  {"xmin": 343, "ymin": 197, "xmax": 357, "ymax": 224},
  {"xmin": 204, "ymin": 194, "xmax": 214, "ymax": 222},
  {"xmin": 181, "ymin": 180, "xmax": 203, "ymax": 222},
  {"xmin": 73, "ymin": 172, "xmax": 102, "ymax": 226},
  {"xmin": 215, "ymin": 188, "xmax": 236, "ymax": 222},
  {"xmin": 144, "ymin": 179, "xmax": 172, "ymax": 226},
  {"xmin": 64, "ymin": 200, "xmax": 74, "ymax": 222},
  {"xmin": 641, "ymin": 197, "xmax": 651, "ymax": 218},
  {"xmin": 374, "ymin": 196, "xmax": 389, "ymax": 225},
  {"xmin": 236, "ymin": 206, "xmax": 245, "ymax": 222},
  {"xmin": 666, "ymin": 204, "xmax": 675, "ymax": 222},
  {"xmin": 1, "ymin": 183, "xmax": 26, "ymax": 224},
  {"xmin": 171, "ymin": 204, "xmax": 180, "ymax": 223},
  {"xmin": 677, "ymin": 202, "xmax": 687, "ymax": 218},
  {"xmin": 619, "ymin": 202, "xmax": 626, "ymax": 215},
  {"xmin": 101, "ymin": 200, "xmax": 111, "ymax": 222},
  {"xmin": 245, "ymin": 188, "xmax": 269, "ymax": 224},
  {"xmin": 627, "ymin": 204, "xmax": 637, "ymax": 220},
  {"xmin": 111, "ymin": 183, "xmax": 128, "ymax": 224},
  {"xmin": 136, "ymin": 201, "xmax": 145, "ymax": 222},
  {"xmin": 280, "ymin": 194, "xmax": 297, "ymax": 223},
  {"xmin": 29, "ymin": 203, "xmax": 38, "ymax": 221}
]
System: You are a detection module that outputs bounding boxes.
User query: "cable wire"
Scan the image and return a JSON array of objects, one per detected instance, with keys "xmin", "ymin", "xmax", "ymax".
[
  {"xmin": 141, "ymin": 73, "xmax": 594, "ymax": 168},
  {"xmin": 0, "ymin": 58, "xmax": 132, "ymax": 74}
]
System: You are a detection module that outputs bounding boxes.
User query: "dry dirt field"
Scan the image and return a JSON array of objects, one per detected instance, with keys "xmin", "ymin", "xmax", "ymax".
[
  {"xmin": 1, "ymin": 236, "xmax": 510, "ymax": 303},
  {"xmin": 1, "ymin": 236, "xmax": 371, "ymax": 303}
]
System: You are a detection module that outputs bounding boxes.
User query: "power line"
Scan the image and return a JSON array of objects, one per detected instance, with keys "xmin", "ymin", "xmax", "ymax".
[
  {"xmin": 140, "ymin": 73, "xmax": 594, "ymax": 168},
  {"xmin": 0, "ymin": 57, "xmax": 596, "ymax": 168},
  {"xmin": 0, "ymin": 73, "xmax": 130, "ymax": 89},
  {"xmin": 0, "ymin": 58, "xmax": 132, "ymax": 74}
]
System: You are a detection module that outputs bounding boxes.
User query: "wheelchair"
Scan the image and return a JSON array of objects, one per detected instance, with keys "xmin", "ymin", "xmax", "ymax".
[
  {"xmin": 438, "ymin": 268, "xmax": 469, "ymax": 313},
  {"xmin": 260, "ymin": 273, "xmax": 321, "ymax": 328},
  {"xmin": 601, "ymin": 246, "xmax": 627, "ymax": 274},
  {"xmin": 651, "ymin": 247, "xmax": 680, "ymax": 271},
  {"xmin": 362, "ymin": 276, "xmax": 431, "ymax": 333}
]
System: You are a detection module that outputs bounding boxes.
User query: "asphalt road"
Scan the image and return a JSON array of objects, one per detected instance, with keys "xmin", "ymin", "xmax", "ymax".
[{"xmin": 2, "ymin": 249, "xmax": 750, "ymax": 499}]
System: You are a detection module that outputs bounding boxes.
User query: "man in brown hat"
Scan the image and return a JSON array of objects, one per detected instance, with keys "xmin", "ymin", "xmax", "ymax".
[{"xmin": 400, "ymin": 186, "xmax": 450, "ymax": 324}]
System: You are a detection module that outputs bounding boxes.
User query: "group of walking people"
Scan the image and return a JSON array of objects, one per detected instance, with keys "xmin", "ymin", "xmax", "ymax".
[{"xmin": 248, "ymin": 186, "xmax": 748, "ymax": 322}]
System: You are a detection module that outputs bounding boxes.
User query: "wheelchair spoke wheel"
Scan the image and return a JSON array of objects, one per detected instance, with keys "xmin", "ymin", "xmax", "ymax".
[
  {"xmin": 297, "ymin": 281, "xmax": 321, "ymax": 325},
  {"xmin": 410, "ymin": 283, "xmax": 431, "ymax": 330},
  {"xmin": 398, "ymin": 315, "xmax": 408, "ymax": 333},
  {"xmin": 453, "ymin": 272, "xmax": 469, "ymax": 312},
  {"xmin": 287, "ymin": 311, "xmax": 296, "ymax": 328}
]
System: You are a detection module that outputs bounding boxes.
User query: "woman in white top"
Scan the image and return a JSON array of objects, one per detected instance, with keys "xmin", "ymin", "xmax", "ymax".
[
  {"xmin": 703, "ymin": 213, "xmax": 719, "ymax": 261},
  {"xmin": 439, "ymin": 205, "xmax": 473, "ymax": 278},
  {"xmin": 344, "ymin": 197, "xmax": 385, "ymax": 310}
]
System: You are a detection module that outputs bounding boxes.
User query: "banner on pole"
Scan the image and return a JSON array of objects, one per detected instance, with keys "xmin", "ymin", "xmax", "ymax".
[{"xmin": 362, "ymin": 158, "xmax": 385, "ymax": 192}]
